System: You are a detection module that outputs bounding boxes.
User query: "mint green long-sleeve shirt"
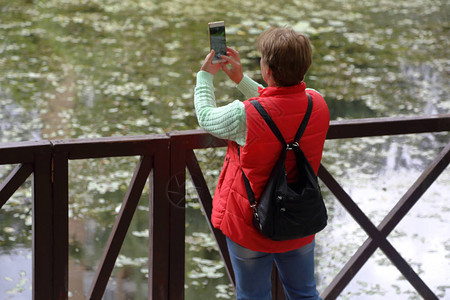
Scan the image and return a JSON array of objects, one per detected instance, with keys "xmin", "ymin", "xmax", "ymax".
[{"xmin": 194, "ymin": 71, "xmax": 263, "ymax": 146}]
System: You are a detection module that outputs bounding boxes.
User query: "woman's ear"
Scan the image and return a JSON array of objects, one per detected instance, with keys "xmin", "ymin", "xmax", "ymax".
[
  {"xmin": 262, "ymin": 65, "xmax": 276, "ymax": 86},
  {"xmin": 266, "ymin": 67, "xmax": 272, "ymax": 78}
]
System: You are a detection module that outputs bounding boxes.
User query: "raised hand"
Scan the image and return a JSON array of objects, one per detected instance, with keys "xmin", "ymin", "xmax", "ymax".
[
  {"xmin": 200, "ymin": 50, "xmax": 222, "ymax": 75},
  {"xmin": 220, "ymin": 47, "xmax": 244, "ymax": 84}
]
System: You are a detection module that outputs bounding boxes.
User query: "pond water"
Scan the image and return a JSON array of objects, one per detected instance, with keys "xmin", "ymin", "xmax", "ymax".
[{"xmin": 0, "ymin": 0, "xmax": 449, "ymax": 299}]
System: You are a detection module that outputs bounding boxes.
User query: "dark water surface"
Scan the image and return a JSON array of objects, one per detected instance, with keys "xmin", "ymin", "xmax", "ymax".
[{"xmin": 0, "ymin": 0, "xmax": 449, "ymax": 299}]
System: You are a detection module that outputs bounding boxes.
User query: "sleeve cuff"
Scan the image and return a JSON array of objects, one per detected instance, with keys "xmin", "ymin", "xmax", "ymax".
[
  {"xmin": 237, "ymin": 75, "xmax": 261, "ymax": 98},
  {"xmin": 196, "ymin": 71, "xmax": 214, "ymax": 86},
  {"xmin": 237, "ymin": 75, "xmax": 255, "ymax": 90}
]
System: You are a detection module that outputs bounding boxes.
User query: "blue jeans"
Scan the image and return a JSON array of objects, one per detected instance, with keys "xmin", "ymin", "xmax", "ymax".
[{"xmin": 226, "ymin": 237, "xmax": 321, "ymax": 300}]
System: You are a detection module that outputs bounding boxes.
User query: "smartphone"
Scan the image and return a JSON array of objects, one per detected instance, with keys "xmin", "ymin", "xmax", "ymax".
[{"xmin": 208, "ymin": 21, "xmax": 227, "ymax": 64}]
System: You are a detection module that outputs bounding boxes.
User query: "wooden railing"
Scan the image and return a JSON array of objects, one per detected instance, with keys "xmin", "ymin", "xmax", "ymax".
[{"xmin": 0, "ymin": 115, "xmax": 449, "ymax": 299}]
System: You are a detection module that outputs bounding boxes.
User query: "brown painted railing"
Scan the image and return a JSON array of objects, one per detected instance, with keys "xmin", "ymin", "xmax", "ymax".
[{"xmin": 0, "ymin": 114, "xmax": 449, "ymax": 300}]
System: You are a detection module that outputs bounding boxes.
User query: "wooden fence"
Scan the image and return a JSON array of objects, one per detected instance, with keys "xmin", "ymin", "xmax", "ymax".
[{"xmin": 0, "ymin": 114, "xmax": 449, "ymax": 299}]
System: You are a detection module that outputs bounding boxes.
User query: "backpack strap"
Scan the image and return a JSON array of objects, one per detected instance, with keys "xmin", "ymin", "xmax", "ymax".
[
  {"xmin": 293, "ymin": 93, "xmax": 313, "ymax": 143},
  {"xmin": 250, "ymin": 93, "xmax": 313, "ymax": 146},
  {"xmin": 249, "ymin": 100, "xmax": 287, "ymax": 146},
  {"xmin": 239, "ymin": 93, "xmax": 313, "ymax": 208}
]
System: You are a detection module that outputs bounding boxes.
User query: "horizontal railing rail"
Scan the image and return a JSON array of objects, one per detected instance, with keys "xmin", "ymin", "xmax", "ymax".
[{"xmin": 0, "ymin": 114, "xmax": 449, "ymax": 299}]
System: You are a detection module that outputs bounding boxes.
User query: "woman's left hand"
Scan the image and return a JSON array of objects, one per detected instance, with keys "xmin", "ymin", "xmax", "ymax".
[{"xmin": 200, "ymin": 50, "xmax": 222, "ymax": 75}]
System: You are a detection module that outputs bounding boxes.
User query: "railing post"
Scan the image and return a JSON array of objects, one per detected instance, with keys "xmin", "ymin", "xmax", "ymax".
[
  {"xmin": 32, "ymin": 145, "xmax": 53, "ymax": 300},
  {"xmin": 149, "ymin": 138, "xmax": 172, "ymax": 299},
  {"xmin": 52, "ymin": 150, "xmax": 69, "ymax": 299},
  {"xmin": 167, "ymin": 134, "xmax": 187, "ymax": 300}
]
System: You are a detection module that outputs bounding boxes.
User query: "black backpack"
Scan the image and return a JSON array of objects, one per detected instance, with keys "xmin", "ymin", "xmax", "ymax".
[{"xmin": 239, "ymin": 93, "xmax": 328, "ymax": 241}]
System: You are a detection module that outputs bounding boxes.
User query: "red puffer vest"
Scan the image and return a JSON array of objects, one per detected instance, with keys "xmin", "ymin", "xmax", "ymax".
[{"xmin": 211, "ymin": 82, "xmax": 330, "ymax": 253}]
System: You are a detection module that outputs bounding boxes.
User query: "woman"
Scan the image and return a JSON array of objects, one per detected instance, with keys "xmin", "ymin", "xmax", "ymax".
[{"xmin": 194, "ymin": 27, "xmax": 329, "ymax": 300}]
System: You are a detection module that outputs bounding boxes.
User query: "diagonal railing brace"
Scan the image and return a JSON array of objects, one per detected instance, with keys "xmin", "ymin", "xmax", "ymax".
[
  {"xmin": 88, "ymin": 155, "xmax": 153, "ymax": 300},
  {"xmin": 0, "ymin": 163, "xmax": 33, "ymax": 209},
  {"xmin": 185, "ymin": 149, "xmax": 236, "ymax": 287},
  {"xmin": 318, "ymin": 142, "xmax": 449, "ymax": 299}
]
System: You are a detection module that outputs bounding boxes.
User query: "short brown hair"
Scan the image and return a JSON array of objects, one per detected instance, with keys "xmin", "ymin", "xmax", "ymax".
[{"xmin": 257, "ymin": 27, "xmax": 312, "ymax": 86}]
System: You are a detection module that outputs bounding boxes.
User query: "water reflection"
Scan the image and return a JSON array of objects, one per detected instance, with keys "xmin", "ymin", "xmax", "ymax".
[
  {"xmin": 0, "ymin": 86, "xmax": 41, "ymax": 142},
  {"xmin": 0, "ymin": 0, "xmax": 449, "ymax": 298},
  {"xmin": 0, "ymin": 248, "xmax": 31, "ymax": 297}
]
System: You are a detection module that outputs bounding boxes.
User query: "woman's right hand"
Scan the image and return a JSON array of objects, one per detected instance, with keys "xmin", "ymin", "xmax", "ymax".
[
  {"xmin": 200, "ymin": 50, "xmax": 222, "ymax": 75},
  {"xmin": 221, "ymin": 47, "xmax": 244, "ymax": 84}
]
